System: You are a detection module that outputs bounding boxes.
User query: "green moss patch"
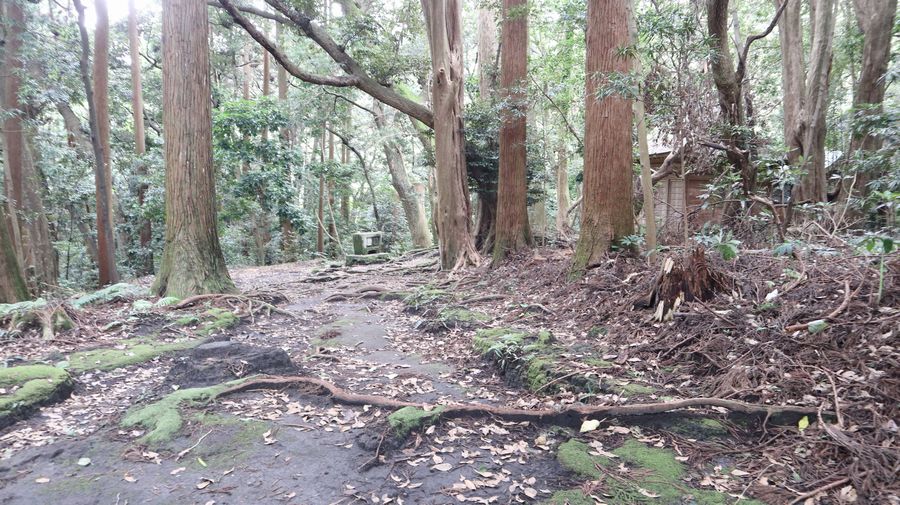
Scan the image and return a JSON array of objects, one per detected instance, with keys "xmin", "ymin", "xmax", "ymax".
[
  {"xmin": 387, "ymin": 406, "xmax": 445, "ymax": 438},
  {"xmin": 0, "ymin": 365, "xmax": 73, "ymax": 428},
  {"xmin": 556, "ymin": 439, "xmax": 761, "ymax": 504},
  {"xmin": 473, "ymin": 327, "xmax": 581, "ymax": 393},
  {"xmin": 402, "ymin": 286, "xmax": 450, "ymax": 312},
  {"xmin": 197, "ymin": 308, "xmax": 239, "ymax": 336},
  {"xmin": 185, "ymin": 413, "xmax": 270, "ymax": 469},
  {"xmin": 121, "ymin": 380, "xmax": 243, "ymax": 446},
  {"xmin": 66, "ymin": 337, "xmax": 202, "ymax": 372},
  {"xmin": 546, "ymin": 489, "xmax": 597, "ymax": 505}
]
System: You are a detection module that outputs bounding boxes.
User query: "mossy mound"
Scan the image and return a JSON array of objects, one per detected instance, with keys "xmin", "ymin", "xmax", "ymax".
[
  {"xmin": 72, "ymin": 283, "xmax": 147, "ymax": 308},
  {"xmin": 0, "ymin": 298, "xmax": 48, "ymax": 320},
  {"xmin": 419, "ymin": 306, "xmax": 491, "ymax": 332},
  {"xmin": 387, "ymin": 406, "xmax": 445, "ymax": 438},
  {"xmin": 197, "ymin": 308, "xmax": 239, "ymax": 336},
  {"xmin": 345, "ymin": 253, "xmax": 392, "ymax": 266},
  {"xmin": 121, "ymin": 380, "xmax": 244, "ymax": 446},
  {"xmin": 473, "ymin": 327, "xmax": 581, "ymax": 392},
  {"xmin": 0, "ymin": 299, "xmax": 74, "ymax": 339},
  {"xmin": 556, "ymin": 439, "xmax": 762, "ymax": 504},
  {"xmin": 0, "ymin": 365, "xmax": 74, "ymax": 429},
  {"xmin": 402, "ymin": 286, "xmax": 451, "ymax": 312},
  {"xmin": 66, "ymin": 337, "xmax": 202, "ymax": 372}
]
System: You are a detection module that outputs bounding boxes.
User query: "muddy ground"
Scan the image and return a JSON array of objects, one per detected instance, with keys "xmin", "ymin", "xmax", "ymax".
[{"xmin": 0, "ymin": 248, "xmax": 896, "ymax": 504}]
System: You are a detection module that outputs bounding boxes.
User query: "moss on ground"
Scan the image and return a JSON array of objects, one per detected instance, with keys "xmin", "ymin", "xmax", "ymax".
[
  {"xmin": 438, "ymin": 307, "xmax": 491, "ymax": 326},
  {"xmin": 187, "ymin": 413, "xmax": 270, "ymax": 469},
  {"xmin": 556, "ymin": 439, "xmax": 762, "ymax": 504},
  {"xmin": 0, "ymin": 298, "xmax": 48, "ymax": 321},
  {"xmin": 472, "ymin": 327, "xmax": 528, "ymax": 355},
  {"xmin": 546, "ymin": 489, "xmax": 597, "ymax": 505},
  {"xmin": 616, "ymin": 381, "xmax": 656, "ymax": 396},
  {"xmin": 197, "ymin": 308, "xmax": 239, "ymax": 336},
  {"xmin": 473, "ymin": 327, "xmax": 568, "ymax": 392},
  {"xmin": 66, "ymin": 337, "xmax": 202, "ymax": 372},
  {"xmin": 387, "ymin": 406, "xmax": 445, "ymax": 438},
  {"xmin": 121, "ymin": 380, "xmax": 244, "ymax": 446},
  {"xmin": 402, "ymin": 286, "xmax": 450, "ymax": 311},
  {"xmin": 0, "ymin": 365, "xmax": 73, "ymax": 426}
]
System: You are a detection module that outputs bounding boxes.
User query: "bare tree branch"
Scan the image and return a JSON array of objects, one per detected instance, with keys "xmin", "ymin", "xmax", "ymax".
[
  {"xmin": 216, "ymin": 0, "xmax": 359, "ymax": 87},
  {"xmin": 736, "ymin": 0, "xmax": 789, "ymax": 81}
]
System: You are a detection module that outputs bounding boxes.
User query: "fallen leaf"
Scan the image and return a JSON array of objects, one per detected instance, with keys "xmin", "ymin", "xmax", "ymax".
[
  {"xmin": 523, "ymin": 487, "xmax": 538, "ymax": 499},
  {"xmin": 77, "ymin": 457, "xmax": 91, "ymax": 467},
  {"xmin": 431, "ymin": 463, "xmax": 453, "ymax": 472},
  {"xmin": 580, "ymin": 419, "xmax": 600, "ymax": 433},
  {"xmin": 171, "ymin": 467, "xmax": 186, "ymax": 475},
  {"xmin": 35, "ymin": 477, "xmax": 50, "ymax": 484}
]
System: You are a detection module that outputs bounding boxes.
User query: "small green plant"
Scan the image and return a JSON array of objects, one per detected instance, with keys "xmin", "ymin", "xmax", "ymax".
[
  {"xmin": 695, "ymin": 226, "xmax": 741, "ymax": 260},
  {"xmin": 857, "ymin": 233, "xmax": 896, "ymax": 304}
]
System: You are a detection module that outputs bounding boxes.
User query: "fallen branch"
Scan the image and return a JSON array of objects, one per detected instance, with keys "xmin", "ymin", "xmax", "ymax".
[
  {"xmin": 216, "ymin": 376, "xmax": 825, "ymax": 427},
  {"xmin": 176, "ymin": 429, "xmax": 213, "ymax": 461},
  {"xmin": 458, "ymin": 294, "xmax": 508, "ymax": 305},
  {"xmin": 784, "ymin": 279, "xmax": 854, "ymax": 333}
]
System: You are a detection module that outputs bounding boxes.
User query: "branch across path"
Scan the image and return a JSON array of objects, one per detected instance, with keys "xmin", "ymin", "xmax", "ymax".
[{"xmin": 219, "ymin": 375, "xmax": 825, "ymax": 427}]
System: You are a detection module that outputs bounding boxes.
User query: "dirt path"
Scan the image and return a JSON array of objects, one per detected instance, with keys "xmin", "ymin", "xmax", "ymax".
[{"xmin": 1, "ymin": 257, "xmax": 771, "ymax": 504}]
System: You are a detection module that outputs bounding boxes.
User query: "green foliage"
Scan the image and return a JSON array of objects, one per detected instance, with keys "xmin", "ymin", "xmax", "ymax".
[
  {"xmin": 72, "ymin": 283, "xmax": 147, "ymax": 309},
  {"xmin": 695, "ymin": 226, "xmax": 741, "ymax": 260}
]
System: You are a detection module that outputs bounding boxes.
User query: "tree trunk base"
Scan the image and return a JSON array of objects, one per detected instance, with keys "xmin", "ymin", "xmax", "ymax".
[{"xmin": 635, "ymin": 248, "xmax": 729, "ymax": 321}]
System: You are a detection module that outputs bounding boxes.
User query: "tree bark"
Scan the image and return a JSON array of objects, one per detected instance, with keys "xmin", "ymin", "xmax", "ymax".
[
  {"xmin": 477, "ymin": 5, "xmax": 498, "ymax": 98},
  {"xmin": 0, "ymin": 204, "xmax": 27, "ymax": 303},
  {"xmin": 798, "ymin": 0, "xmax": 836, "ymax": 203},
  {"xmin": 128, "ymin": 0, "xmax": 153, "ymax": 275},
  {"xmin": 629, "ymin": 0, "xmax": 656, "ymax": 261},
  {"xmin": 555, "ymin": 126, "xmax": 571, "ymax": 239},
  {"xmin": 373, "ymin": 102, "xmax": 433, "ymax": 248},
  {"xmin": 152, "ymin": 0, "xmax": 236, "ymax": 298},
  {"xmin": 73, "ymin": 0, "xmax": 119, "ymax": 286},
  {"xmin": 94, "ymin": 0, "xmax": 116, "ymax": 239},
  {"xmin": 849, "ymin": 0, "xmax": 896, "ymax": 175},
  {"xmin": 572, "ymin": 0, "xmax": 634, "ymax": 274},
  {"xmin": 422, "ymin": 0, "xmax": 479, "ymax": 270},
  {"xmin": 493, "ymin": 0, "xmax": 532, "ymax": 263}
]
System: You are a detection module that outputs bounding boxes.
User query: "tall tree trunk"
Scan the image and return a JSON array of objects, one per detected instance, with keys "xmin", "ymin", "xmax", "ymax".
[
  {"xmin": 276, "ymin": 22, "xmax": 297, "ymax": 260},
  {"xmin": 776, "ymin": 0, "xmax": 804, "ymax": 166},
  {"xmin": 555, "ymin": 126, "xmax": 571, "ymax": 239},
  {"xmin": 74, "ymin": 0, "xmax": 119, "ymax": 286},
  {"xmin": 476, "ymin": 5, "xmax": 498, "ymax": 98},
  {"xmin": 128, "ymin": 0, "xmax": 153, "ymax": 275},
  {"xmin": 317, "ymin": 129, "xmax": 325, "ymax": 254},
  {"xmin": 373, "ymin": 102, "xmax": 433, "ymax": 248},
  {"xmin": 797, "ymin": 0, "xmax": 836, "ymax": 203},
  {"xmin": 493, "ymin": 0, "xmax": 532, "ymax": 262},
  {"xmin": 573, "ymin": 0, "xmax": 634, "ymax": 273},
  {"xmin": 422, "ymin": 0, "xmax": 479, "ymax": 269},
  {"xmin": 94, "ymin": 0, "xmax": 116, "ymax": 237},
  {"xmin": 152, "ymin": 0, "xmax": 236, "ymax": 297},
  {"xmin": 0, "ymin": 202, "xmax": 27, "ymax": 303},
  {"xmin": 628, "ymin": 0, "xmax": 656, "ymax": 261},
  {"xmin": 849, "ymin": 0, "xmax": 897, "ymax": 201}
]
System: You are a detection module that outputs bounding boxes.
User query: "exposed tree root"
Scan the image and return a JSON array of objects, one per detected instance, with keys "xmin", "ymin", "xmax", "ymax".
[
  {"xmin": 324, "ymin": 286, "xmax": 391, "ymax": 302},
  {"xmin": 174, "ymin": 291, "xmax": 297, "ymax": 319},
  {"xmin": 783, "ymin": 279, "xmax": 856, "ymax": 333},
  {"xmin": 217, "ymin": 375, "xmax": 825, "ymax": 428}
]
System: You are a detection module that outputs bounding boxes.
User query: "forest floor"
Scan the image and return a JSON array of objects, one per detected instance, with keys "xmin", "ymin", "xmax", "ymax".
[{"xmin": 0, "ymin": 246, "xmax": 896, "ymax": 505}]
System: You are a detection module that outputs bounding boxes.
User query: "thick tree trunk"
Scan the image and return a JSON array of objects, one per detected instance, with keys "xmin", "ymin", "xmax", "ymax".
[
  {"xmin": 493, "ymin": 0, "xmax": 532, "ymax": 263},
  {"xmin": 275, "ymin": 22, "xmax": 297, "ymax": 260},
  {"xmin": 2, "ymin": 0, "xmax": 58, "ymax": 294},
  {"xmin": 849, "ymin": 0, "xmax": 896, "ymax": 203},
  {"xmin": 0, "ymin": 204, "xmax": 27, "ymax": 303},
  {"xmin": 422, "ymin": 0, "xmax": 479, "ymax": 270},
  {"xmin": 796, "ymin": 0, "xmax": 836, "ymax": 203},
  {"xmin": 572, "ymin": 0, "xmax": 634, "ymax": 273},
  {"xmin": 152, "ymin": 0, "xmax": 236, "ymax": 298},
  {"xmin": 373, "ymin": 102, "xmax": 433, "ymax": 248},
  {"xmin": 128, "ymin": 0, "xmax": 153, "ymax": 275}
]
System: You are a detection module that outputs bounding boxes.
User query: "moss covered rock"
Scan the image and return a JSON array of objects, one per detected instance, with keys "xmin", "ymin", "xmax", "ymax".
[
  {"xmin": 387, "ymin": 406, "xmax": 444, "ymax": 438},
  {"xmin": 66, "ymin": 337, "xmax": 202, "ymax": 372},
  {"xmin": 0, "ymin": 365, "xmax": 74, "ymax": 429}
]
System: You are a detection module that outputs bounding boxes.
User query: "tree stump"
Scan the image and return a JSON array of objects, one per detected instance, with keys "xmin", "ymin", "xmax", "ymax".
[{"xmin": 635, "ymin": 248, "xmax": 729, "ymax": 321}]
